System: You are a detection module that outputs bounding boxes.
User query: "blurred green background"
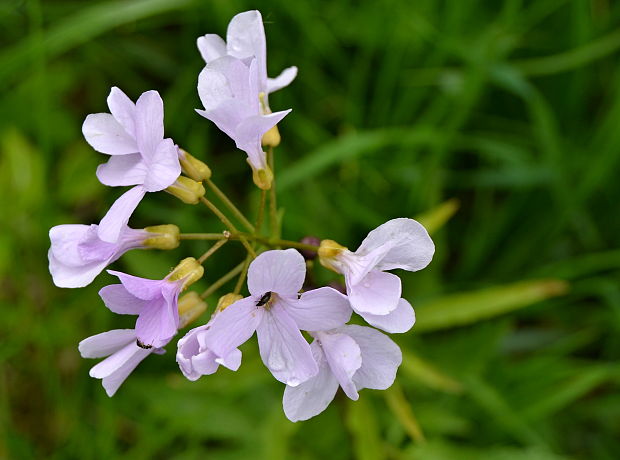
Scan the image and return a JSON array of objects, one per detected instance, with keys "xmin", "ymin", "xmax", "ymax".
[{"xmin": 1, "ymin": 0, "xmax": 620, "ymax": 458}]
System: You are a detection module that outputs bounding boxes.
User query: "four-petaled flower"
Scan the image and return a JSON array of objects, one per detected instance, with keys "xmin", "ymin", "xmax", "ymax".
[
  {"xmin": 283, "ymin": 325, "xmax": 402, "ymax": 421},
  {"xmin": 79, "ymin": 328, "xmax": 169, "ymax": 397},
  {"xmin": 203, "ymin": 249, "xmax": 352, "ymax": 386},
  {"xmin": 319, "ymin": 218, "xmax": 434, "ymax": 333},
  {"xmin": 82, "ymin": 87, "xmax": 181, "ymax": 242},
  {"xmin": 49, "ymin": 223, "xmax": 148, "ymax": 288}
]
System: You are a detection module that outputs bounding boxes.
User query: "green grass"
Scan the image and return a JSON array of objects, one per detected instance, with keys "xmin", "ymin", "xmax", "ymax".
[{"xmin": 1, "ymin": 0, "xmax": 620, "ymax": 458}]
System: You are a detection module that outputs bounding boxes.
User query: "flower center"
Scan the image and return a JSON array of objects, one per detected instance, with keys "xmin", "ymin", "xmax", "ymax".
[{"xmin": 256, "ymin": 291, "xmax": 275, "ymax": 310}]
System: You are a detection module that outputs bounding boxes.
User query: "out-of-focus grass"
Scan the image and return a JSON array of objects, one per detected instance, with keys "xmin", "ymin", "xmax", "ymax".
[{"xmin": 1, "ymin": 0, "xmax": 619, "ymax": 458}]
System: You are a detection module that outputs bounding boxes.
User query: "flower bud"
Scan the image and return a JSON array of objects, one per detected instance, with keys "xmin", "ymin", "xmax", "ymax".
[
  {"xmin": 169, "ymin": 257, "xmax": 204, "ymax": 289},
  {"xmin": 178, "ymin": 149, "xmax": 212, "ymax": 182},
  {"xmin": 299, "ymin": 236, "xmax": 321, "ymax": 260},
  {"xmin": 166, "ymin": 176, "xmax": 205, "ymax": 204},
  {"xmin": 318, "ymin": 239, "xmax": 348, "ymax": 273},
  {"xmin": 248, "ymin": 161, "xmax": 273, "ymax": 190},
  {"xmin": 216, "ymin": 293, "xmax": 243, "ymax": 312},
  {"xmin": 261, "ymin": 125, "xmax": 281, "ymax": 147},
  {"xmin": 142, "ymin": 224, "xmax": 180, "ymax": 250},
  {"xmin": 178, "ymin": 291, "xmax": 207, "ymax": 328}
]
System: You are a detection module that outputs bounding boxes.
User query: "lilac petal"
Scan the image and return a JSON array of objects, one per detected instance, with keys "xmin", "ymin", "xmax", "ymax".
[
  {"xmin": 135, "ymin": 295, "xmax": 178, "ymax": 348},
  {"xmin": 134, "ymin": 90, "xmax": 164, "ymax": 159},
  {"xmin": 234, "ymin": 110, "xmax": 291, "ymax": 170},
  {"xmin": 197, "ymin": 34, "xmax": 227, "ymax": 63},
  {"xmin": 97, "ymin": 185, "xmax": 146, "ymax": 243},
  {"xmin": 348, "ymin": 270, "xmax": 401, "ymax": 315},
  {"xmin": 48, "ymin": 250, "xmax": 108, "ymax": 288},
  {"xmin": 226, "ymin": 10, "xmax": 267, "ymax": 85},
  {"xmin": 267, "ymin": 66, "xmax": 298, "ymax": 94},
  {"xmin": 358, "ymin": 298, "xmax": 415, "ymax": 333},
  {"xmin": 107, "ymin": 270, "xmax": 166, "ymax": 300},
  {"xmin": 98, "ymin": 343, "xmax": 152, "ymax": 396},
  {"xmin": 82, "ymin": 113, "xmax": 138, "ymax": 155},
  {"xmin": 247, "ymin": 249, "xmax": 306, "ymax": 298},
  {"xmin": 49, "ymin": 224, "xmax": 91, "ymax": 267},
  {"xmin": 256, "ymin": 303, "xmax": 318, "ymax": 386},
  {"xmin": 107, "ymin": 87, "xmax": 136, "ymax": 137},
  {"xmin": 96, "ymin": 153, "xmax": 147, "ymax": 187},
  {"xmin": 99, "ymin": 284, "xmax": 147, "ymax": 315},
  {"xmin": 142, "ymin": 138, "xmax": 181, "ymax": 192},
  {"xmin": 215, "ymin": 349, "xmax": 242, "ymax": 371},
  {"xmin": 90, "ymin": 341, "xmax": 144, "ymax": 378},
  {"xmin": 357, "ymin": 218, "xmax": 435, "ymax": 272},
  {"xmin": 204, "ymin": 296, "xmax": 263, "ymax": 358},
  {"xmin": 196, "ymin": 66, "xmax": 235, "ymax": 113},
  {"xmin": 285, "ymin": 287, "xmax": 351, "ymax": 331},
  {"xmin": 341, "ymin": 325, "xmax": 402, "ymax": 391},
  {"xmin": 282, "ymin": 341, "xmax": 339, "ymax": 422},
  {"xmin": 317, "ymin": 332, "xmax": 361, "ymax": 400},
  {"xmin": 79, "ymin": 329, "xmax": 136, "ymax": 358},
  {"xmin": 177, "ymin": 325, "xmax": 214, "ymax": 380}
]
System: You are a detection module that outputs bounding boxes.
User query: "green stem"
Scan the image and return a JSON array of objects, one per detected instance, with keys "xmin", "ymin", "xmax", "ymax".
[
  {"xmin": 256, "ymin": 189, "xmax": 267, "ymax": 236},
  {"xmin": 205, "ymin": 178, "xmax": 255, "ymax": 232},
  {"xmin": 200, "ymin": 196, "xmax": 256, "ymax": 258},
  {"xmin": 197, "ymin": 239, "xmax": 227, "ymax": 264},
  {"xmin": 267, "ymin": 147, "xmax": 279, "ymax": 242},
  {"xmin": 200, "ymin": 261, "xmax": 245, "ymax": 299},
  {"xmin": 233, "ymin": 256, "xmax": 251, "ymax": 295},
  {"xmin": 179, "ymin": 231, "xmax": 319, "ymax": 252}
]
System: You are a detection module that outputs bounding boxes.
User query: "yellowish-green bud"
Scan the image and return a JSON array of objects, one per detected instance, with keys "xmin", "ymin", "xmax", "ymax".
[
  {"xmin": 248, "ymin": 160, "xmax": 273, "ymax": 190},
  {"xmin": 143, "ymin": 224, "xmax": 180, "ymax": 250},
  {"xmin": 216, "ymin": 293, "xmax": 243, "ymax": 312},
  {"xmin": 166, "ymin": 176, "xmax": 205, "ymax": 204},
  {"xmin": 179, "ymin": 149, "xmax": 212, "ymax": 181},
  {"xmin": 178, "ymin": 291, "xmax": 207, "ymax": 328},
  {"xmin": 318, "ymin": 239, "xmax": 347, "ymax": 273},
  {"xmin": 261, "ymin": 125, "xmax": 281, "ymax": 147},
  {"xmin": 169, "ymin": 257, "xmax": 204, "ymax": 289}
]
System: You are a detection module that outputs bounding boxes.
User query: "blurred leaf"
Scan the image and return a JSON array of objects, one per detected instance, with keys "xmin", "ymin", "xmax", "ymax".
[
  {"xmin": 399, "ymin": 350, "xmax": 463, "ymax": 393},
  {"xmin": 415, "ymin": 198, "xmax": 460, "ymax": 234},
  {"xmin": 346, "ymin": 398, "xmax": 385, "ymax": 460},
  {"xmin": 384, "ymin": 383, "xmax": 425, "ymax": 443},
  {"xmin": 415, "ymin": 279, "xmax": 569, "ymax": 332}
]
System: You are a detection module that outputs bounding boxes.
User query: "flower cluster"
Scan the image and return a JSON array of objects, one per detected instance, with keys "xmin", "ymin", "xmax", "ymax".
[{"xmin": 49, "ymin": 10, "xmax": 434, "ymax": 421}]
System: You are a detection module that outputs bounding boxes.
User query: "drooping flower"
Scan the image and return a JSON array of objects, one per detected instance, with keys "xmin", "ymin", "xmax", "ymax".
[
  {"xmin": 82, "ymin": 87, "xmax": 181, "ymax": 242},
  {"xmin": 203, "ymin": 249, "xmax": 352, "ymax": 386},
  {"xmin": 318, "ymin": 218, "xmax": 434, "ymax": 333},
  {"xmin": 283, "ymin": 325, "xmax": 402, "ymax": 422},
  {"xmin": 78, "ymin": 329, "xmax": 167, "ymax": 397},
  {"xmin": 196, "ymin": 56, "xmax": 290, "ymax": 189},
  {"xmin": 176, "ymin": 322, "xmax": 242, "ymax": 381},
  {"xmin": 197, "ymin": 10, "xmax": 297, "ymax": 112},
  {"xmin": 48, "ymin": 223, "xmax": 179, "ymax": 288},
  {"xmin": 99, "ymin": 258, "xmax": 204, "ymax": 349}
]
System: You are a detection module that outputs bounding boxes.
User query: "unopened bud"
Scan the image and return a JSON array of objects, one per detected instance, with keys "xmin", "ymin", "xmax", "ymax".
[
  {"xmin": 179, "ymin": 149, "xmax": 212, "ymax": 181},
  {"xmin": 166, "ymin": 176, "xmax": 205, "ymax": 204},
  {"xmin": 216, "ymin": 293, "xmax": 243, "ymax": 312},
  {"xmin": 300, "ymin": 236, "xmax": 321, "ymax": 260},
  {"xmin": 261, "ymin": 125, "xmax": 281, "ymax": 147},
  {"xmin": 169, "ymin": 257, "xmax": 204, "ymax": 289},
  {"xmin": 178, "ymin": 291, "xmax": 207, "ymax": 328},
  {"xmin": 248, "ymin": 161, "xmax": 273, "ymax": 190},
  {"xmin": 143, "ymin": 224, "xmax": 180, "ymax": 250},
  {"xmin": 318, "ymin": 239, "xmax": 347, "ymax": 273}
]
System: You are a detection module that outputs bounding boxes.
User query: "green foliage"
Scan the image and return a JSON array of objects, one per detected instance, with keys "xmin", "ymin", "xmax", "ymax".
[{"xmin": 1, "ymin": 0, "xmax": 619, "ymax": 458}]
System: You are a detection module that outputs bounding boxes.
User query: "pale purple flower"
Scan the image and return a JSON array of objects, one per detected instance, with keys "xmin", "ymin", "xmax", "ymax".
[
  {"xmin": 197, "ymin": 10, "xmax": 297, "ymax": 112},
  {"xmin": 99, "ymin": 271, "xmax": 187, "ymax": 349},
  {"xmin": 196, "ymin": 55, "xmax": 290, "ymax": 185},
  {"xmin": 204, "ymin": 249, "xmax": 352, "ymax": 386},
  {"xmin": 78, "ymin": 328, "xmax": 168, "ymax": 397},
  {"xmin": 283, "ymin": 325, "xmax": 402, "ymax": 422},
  {"xmin": 176, "ymin": 321, "xmax": 242, "ymax": 381},
  {"xmin": 82, "ymin": 87, "xmax": 181, "ymax": 242},
  {"xmin": 319, "ymin": 218, "xmax": 434, "ymax": 333},
  {"xmin": 48, "ymin": 224, "xmax": 149, "ymax": 288}
]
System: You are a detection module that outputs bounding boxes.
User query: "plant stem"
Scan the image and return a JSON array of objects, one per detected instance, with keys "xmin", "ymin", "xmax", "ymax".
[
  {"xmin": 267, "ymin": 147, "xmax": 279, "ymax": 242},
  {"xmin": 179, "ymin": 232, "xmax": 319, "ymax": 252},
  {"xmin": 200, "ymin": 261, "xmax": 245, "ymax": 299},
  {"xmin": 197, "ymin": 239, "xmax": 227, "ymax": 264},
  {"xmin": 233, "ymin": 256, "xmax": 251, "ymax": 295},
  {"xmin": 256, "ymin": 189, "xmax": 267, "ymax": 236},
  {"xmin": 200, "ymin": 196, "xmax": 256, "ymax": 258},
  {"xmin": 205, "ymin": 178, "xmax": 255, "ymax": 232}
]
